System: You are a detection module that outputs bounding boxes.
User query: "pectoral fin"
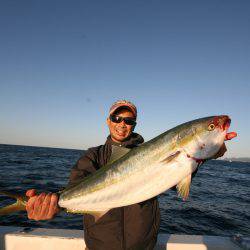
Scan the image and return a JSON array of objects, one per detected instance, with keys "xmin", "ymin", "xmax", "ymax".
[
  {"xmin": 161, "ymin": 151, "xmax": 181, "ymax": 164},
  {"xmin": 176, "ymin": 174, "xmax": 191, "ymax": 201}
]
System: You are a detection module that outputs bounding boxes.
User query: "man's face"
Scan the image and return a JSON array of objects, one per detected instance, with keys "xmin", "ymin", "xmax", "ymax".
[{"xmin": 107, "ymin": 109, "xmax": 136, "ymax": 143}]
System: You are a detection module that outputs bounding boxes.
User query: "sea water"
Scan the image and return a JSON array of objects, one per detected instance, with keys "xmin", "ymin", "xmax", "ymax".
[{"xmin": 0, "ymin": 144, "xmax": 249, "ymax": 236}]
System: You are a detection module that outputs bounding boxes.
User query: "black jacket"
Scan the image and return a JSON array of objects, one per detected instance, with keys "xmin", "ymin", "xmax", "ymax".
[{"xmin": 68, "ymin": 133, "xmax": 160, "ymax": 250}]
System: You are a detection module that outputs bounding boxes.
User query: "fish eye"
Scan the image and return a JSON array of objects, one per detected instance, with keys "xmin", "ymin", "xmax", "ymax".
[{"xmin": 208, "ymin": 123, "xmax": 215, "ymax": 131}]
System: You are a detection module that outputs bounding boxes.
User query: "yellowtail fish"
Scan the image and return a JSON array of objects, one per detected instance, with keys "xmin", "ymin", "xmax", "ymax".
[{"xmin": 0, "ymin": 115, "xmax": 237, "ymax": 219}]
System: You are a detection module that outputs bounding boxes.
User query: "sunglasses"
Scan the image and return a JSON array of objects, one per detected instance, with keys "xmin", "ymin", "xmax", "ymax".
[{"xmin": 109, "ymin": 115, "xmax": 136, "ymax": 126}]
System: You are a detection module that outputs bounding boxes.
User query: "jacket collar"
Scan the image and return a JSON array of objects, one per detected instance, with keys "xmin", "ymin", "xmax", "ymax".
[{"xmin": 106, "ymin": 132, "xmax": 144, "ymax": 148}]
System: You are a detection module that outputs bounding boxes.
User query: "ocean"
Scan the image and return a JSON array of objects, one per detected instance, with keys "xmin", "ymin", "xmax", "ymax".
[{"xmin": 0, "ymin": 144, "xmax": 249, "ymax": 236}]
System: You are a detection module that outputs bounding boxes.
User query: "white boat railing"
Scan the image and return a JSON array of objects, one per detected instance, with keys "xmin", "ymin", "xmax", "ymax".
[{"xmin": 0, "ymin": 226, "xmax": 247, "ymax": 250}]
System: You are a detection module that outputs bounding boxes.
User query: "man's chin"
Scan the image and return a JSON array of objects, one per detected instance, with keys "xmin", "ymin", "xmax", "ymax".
[{"xmin": 113, "ymin": 134, "xmax": 130, "ymax": 142}]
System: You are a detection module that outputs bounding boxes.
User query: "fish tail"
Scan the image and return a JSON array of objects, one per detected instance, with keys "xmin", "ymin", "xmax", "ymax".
[{"xmin": 0, "ymin": 190, "xmax": 27, "ymax": 215}]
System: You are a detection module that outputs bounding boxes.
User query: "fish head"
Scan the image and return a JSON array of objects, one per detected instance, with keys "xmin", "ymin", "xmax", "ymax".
[{"xmin": 180, "ymin": 115, "xmax": 234, "ymax": 160}]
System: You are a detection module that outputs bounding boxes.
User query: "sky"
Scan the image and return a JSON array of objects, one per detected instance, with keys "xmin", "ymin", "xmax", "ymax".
[{"xmin": 0, "ymin": 1, "xmax": 249, "ymax": 157}]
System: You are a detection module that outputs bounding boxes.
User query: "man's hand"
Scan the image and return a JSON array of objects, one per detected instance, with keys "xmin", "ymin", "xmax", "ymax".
[
  {"xmin": 26, "ymin": 189, "xmax": 60, "ymax": 221},
  {"xmin": 213, "ymin": 142, "xmax": 227, "ymax": 159}
]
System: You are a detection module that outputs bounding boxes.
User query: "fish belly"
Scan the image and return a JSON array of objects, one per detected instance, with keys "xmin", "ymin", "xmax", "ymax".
[{"xmin": 60, "ymin": 153, "xmax": 197, "ymax": 212}]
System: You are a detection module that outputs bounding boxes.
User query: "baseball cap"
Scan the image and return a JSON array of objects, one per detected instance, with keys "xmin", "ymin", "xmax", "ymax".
[{"xmin": 109, "ymin": 100, "xmax": 137, "ymax": 118}]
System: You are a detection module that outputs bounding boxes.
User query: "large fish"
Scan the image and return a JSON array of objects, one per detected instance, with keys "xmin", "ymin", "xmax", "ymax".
[{"xmin": 0, "ymin": 115, "xmax": 237, "ymax": 218}]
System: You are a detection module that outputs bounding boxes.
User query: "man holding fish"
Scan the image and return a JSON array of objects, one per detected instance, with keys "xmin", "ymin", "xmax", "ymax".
[{"xmin": 25, "ymin": 100, "xmax": 235, "ymax": 250}]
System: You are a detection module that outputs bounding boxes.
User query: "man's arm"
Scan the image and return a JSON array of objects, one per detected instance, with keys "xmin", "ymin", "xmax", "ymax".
[
  {"xmin": 211, "ymin": 142, "xmax": 227, "ymax": 159},
  {"xmin": 68, "ymin": 147, "xmax": 99, "ymax": 187},
  {"xmin": 26, "ymin": 148, "xmax": 99, "ymax": 221}
]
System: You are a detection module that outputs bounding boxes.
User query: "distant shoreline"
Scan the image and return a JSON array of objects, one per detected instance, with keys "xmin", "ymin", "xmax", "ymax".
[{"xmin": 222, "ymin": 157, "xmax": 250, "ymax": 163}]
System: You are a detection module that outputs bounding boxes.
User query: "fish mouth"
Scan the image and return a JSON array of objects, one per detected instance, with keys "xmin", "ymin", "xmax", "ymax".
[{"xmin": 215, "ymin": 115, "xmax": 237, "ymax": 141}]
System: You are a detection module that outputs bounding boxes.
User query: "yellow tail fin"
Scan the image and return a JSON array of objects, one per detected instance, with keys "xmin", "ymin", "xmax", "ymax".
[{"xmin": 0, "ymin": 190, "xmax": 27, "ymax": 215}]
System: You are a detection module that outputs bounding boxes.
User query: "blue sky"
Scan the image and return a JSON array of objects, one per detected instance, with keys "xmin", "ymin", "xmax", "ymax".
[{"xmin": 0, "ymin": 1, "xmax": 249, "ymax": 157}]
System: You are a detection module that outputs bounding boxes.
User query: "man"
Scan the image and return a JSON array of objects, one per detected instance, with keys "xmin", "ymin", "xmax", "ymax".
[{"xmin": 26, "ymin": 100, "xmax": 227, "ymax": 250}]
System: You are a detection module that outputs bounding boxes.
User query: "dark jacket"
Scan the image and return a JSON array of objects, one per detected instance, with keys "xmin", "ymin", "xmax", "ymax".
[{"xmin": 68, "ymin": 133, "xmax": 160, "ymax": 250}]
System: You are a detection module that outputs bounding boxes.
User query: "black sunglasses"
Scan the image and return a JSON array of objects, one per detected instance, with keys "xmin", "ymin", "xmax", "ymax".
[{"xmin": 109, "ymin": 115, "xmax": 136, "ymax": 126}]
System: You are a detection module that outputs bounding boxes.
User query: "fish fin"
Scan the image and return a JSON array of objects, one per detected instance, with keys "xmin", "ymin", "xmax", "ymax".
[
  {"xmin": 0, "ymin": 190, "xmax": 27, "ymax": 215},
  {"xmin": 176, "ymin": 174, "xmax": 191, "ymax": 201},
  {"xmin": 90, "ymin": 210, "xmax": 110, "ymax": 222},
  {"xmin": 161, "ymin": 151, "xmax": 181, "ymax": 164},
  {"xmin": 65, "ymin": 208, "xmax": 110, "ymax": 221}
]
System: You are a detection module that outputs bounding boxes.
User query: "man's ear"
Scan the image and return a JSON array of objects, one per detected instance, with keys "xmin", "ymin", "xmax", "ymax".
[{"xmin": 132, "ymin": 124, "xmax": 136, "ymax": 131}]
